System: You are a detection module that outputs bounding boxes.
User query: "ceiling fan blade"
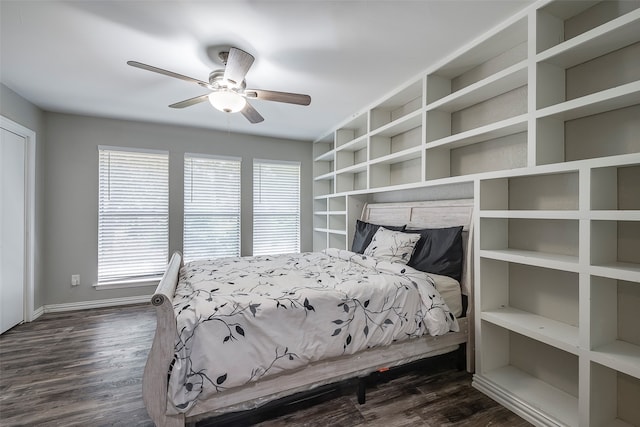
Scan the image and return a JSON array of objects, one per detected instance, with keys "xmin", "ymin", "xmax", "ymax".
[
  {"xmin": 127, "ymin": 61, "xmax": 211, "ymax": 89},
  {"xmin": 245, "ymin": 89, "xmax": 311, "ymax": 106},
  {"xmin": 241, "ymin": 101, "xmax": 264, "ymax": 124},
  {"xmin": 223, "ymin": 48, "xmax": 254, "ymax": 87},
  {"xmin": 169, "ymin": 94, "xmax": 210, "ymax": 109}
]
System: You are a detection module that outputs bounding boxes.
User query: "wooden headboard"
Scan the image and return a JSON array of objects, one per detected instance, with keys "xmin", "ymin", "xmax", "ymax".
[
  {"xmin": 361, "ymin": 198, "xmax": 475, "ymax": 371},
  {"xmin": 361, "ymin": 198, "xmax": 474, "ymax": 298}
]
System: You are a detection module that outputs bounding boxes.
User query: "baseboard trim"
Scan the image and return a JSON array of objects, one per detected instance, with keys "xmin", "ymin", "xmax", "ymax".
[
  {"xmin": 41, "ymin": 295, "xmax": 152, "ymax": 314},
  {"xmin": 472, "ymin": 374, "xmax": 564, "ymax": 427},
  {"xmin": 32, "ymin": 306, "xmax": 45, "ymax": 320}
]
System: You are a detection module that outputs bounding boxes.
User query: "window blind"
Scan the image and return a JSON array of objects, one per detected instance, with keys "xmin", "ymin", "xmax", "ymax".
[
  {"xmin": 184, "ymin": 154, "xmax": 241, "ymax": 262},
  {"xmin": 253, "ymin": 160, "xmax": 300, "ymax": 256},
  {"xmin": 98, "ymin": 147, "xmax": 169, "ymax": 284}
]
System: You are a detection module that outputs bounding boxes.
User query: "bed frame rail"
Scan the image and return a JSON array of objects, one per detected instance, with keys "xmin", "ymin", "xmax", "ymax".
[{"xmin": 143, "ymin": 251, "xmax": 185, "ymax": 427}]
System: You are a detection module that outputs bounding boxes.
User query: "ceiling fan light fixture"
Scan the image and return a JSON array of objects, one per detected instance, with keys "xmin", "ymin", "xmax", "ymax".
[{"xmin": 208, "ymin": 90, "xmax": 246, "ymax": 113}]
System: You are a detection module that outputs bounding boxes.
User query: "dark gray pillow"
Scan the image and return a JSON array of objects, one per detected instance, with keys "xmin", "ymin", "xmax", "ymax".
[
  {"xmin": 406, "ymin": 226, "xmax": 464, "ymax": 282},
  {"xmin": 351, "ymin": 220, "xmax": 406, "ymax": 254}
]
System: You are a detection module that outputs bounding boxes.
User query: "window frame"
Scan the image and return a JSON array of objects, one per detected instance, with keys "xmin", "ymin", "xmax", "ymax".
[
  {"xmin": 96, "ymin": 146, "xmax": 169, "ymax": 287},
  {"xmin": 253, "ymin": 158, "xmax": 301, "ymax": 256},
  {"xmin": 183, "ymin": 153, "xmax": 242, "ymax": 263}
]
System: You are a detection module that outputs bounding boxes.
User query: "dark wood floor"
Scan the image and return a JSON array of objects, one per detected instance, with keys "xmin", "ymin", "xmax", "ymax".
[{"xmin": 0, "ymin": 304, "xmax": 531, "ymax": 427}]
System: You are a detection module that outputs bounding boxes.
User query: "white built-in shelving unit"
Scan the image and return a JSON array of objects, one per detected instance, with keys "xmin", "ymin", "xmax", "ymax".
[{"xmin": 312, "ymin": 0, "xmax": 639, "ymax": 425}]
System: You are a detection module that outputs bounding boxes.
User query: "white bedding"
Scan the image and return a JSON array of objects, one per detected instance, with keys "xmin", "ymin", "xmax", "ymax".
[{"xmin": 168, "ymin": 248, "xmax": 459, "ymax": 414}]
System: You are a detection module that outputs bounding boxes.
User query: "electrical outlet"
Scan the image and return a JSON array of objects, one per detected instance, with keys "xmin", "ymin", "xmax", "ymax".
[{"xmin": 71, "ymin": 274, "xmax": 80, "ymax": 286}]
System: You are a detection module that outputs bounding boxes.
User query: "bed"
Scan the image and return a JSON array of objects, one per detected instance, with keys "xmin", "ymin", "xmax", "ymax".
[{"xmin": 143, "ymin": 199, "xmax": 474, "ymax": 426}]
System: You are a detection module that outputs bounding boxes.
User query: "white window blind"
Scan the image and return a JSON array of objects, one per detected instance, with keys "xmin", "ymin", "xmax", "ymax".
[
  {"xmin": 253, "ymin": 159, "xmax": 300, "ymax": 255},
  {"xmin": 184, "ymin": 154, "xmax": 241, "ymax": 262},
  {"xmin": 98, "ymin": 147, "xmax": 169, "ymax": 284}
]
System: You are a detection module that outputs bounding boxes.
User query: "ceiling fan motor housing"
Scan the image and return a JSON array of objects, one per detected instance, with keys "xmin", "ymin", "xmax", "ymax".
[{"xmin": 209, "ymin": 70, "xmax": 245, "ymax": 91}]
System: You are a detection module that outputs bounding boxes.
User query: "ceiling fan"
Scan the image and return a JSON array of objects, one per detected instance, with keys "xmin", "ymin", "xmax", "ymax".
[{"xmin": 127, "ymin": 47, "xmax": 311, "ymax": 124}]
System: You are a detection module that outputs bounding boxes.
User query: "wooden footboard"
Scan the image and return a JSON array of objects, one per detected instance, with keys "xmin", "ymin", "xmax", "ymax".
[{"xmin": 143, "ymin": 251, "xmax": 185, "ymax": 427}]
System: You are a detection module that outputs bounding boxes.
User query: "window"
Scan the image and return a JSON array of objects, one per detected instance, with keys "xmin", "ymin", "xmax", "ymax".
[
  {"xmin": 184, "ymin": 154, "xmax": 241, "ymax": 262},
  {"xmin": 253, "ymin": 159, "xmax": 300, "ymax": 255},
  {"xmin": 98, "ymin": 147, "xmax": 169, "ymax": 284}
]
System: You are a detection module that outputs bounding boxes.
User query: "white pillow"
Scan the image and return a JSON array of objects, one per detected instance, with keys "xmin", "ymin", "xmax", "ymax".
[{"xmin": 363, "ymin": 227, "xmax": 421, "ymax": 264}]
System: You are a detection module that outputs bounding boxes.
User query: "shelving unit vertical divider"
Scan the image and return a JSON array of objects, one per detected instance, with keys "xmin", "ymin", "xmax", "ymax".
[
  {"xmin": 472, "ymin": 179, "xmax": 483, "ymax": 375},
  {"xmin": 578, "ymin": 164, "xmax": 591, "ymax": 425},
  {"xmin": 420, "ymin": 110, "xmax": 427, "ymax": 183},
  {"xmin": 527, "ymin": 9, "xmax": 538, "ymax": 168},
  {"xmin": 578, "ymin": 165, "xmax": 592, "ymax": 427},
  {"xmin": 578, "ymin": 351, "xmax": 591, "ymax": 427}
]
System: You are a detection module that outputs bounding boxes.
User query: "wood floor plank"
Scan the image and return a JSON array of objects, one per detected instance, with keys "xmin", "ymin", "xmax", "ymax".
[{"xmin": 0, "ymin": 304, "xmax": 531, "ymax": 426}]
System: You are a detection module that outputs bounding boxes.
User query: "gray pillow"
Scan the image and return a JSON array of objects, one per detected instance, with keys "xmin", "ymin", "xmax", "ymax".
[{"xmin": 406, "ymin": 226, "xmax": 464, "ymax": 282}]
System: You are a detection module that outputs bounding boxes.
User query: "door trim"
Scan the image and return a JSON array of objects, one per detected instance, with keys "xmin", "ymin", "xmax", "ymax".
[{"xmin": 1, "ymin": 116, "xmax": 36, "ymax": 322}]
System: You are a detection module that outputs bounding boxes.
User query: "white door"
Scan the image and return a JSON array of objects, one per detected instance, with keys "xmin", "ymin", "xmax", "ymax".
[{"xmin": 0, "ymin": 127, "xmax": 26, "ymax": 334}]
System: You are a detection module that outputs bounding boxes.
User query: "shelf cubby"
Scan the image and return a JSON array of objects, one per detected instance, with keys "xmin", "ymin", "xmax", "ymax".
[
  {"xmin": 591, "ymin": 220, "xmax": 640, "ymax": 281},
  {"xmin": 479, "ymin": 258, "xmax": 580, "ymax": 348},
  {"xmin": 313, "ymin": 230, "xmax": 327, "ymax": 252},
  {"xmin": 423, "ymin": 147, "xmax": 450, "ymax": 182},
  {"xmin": 451, "ymin": 130, "xmax": 525, "ymax": 177},
  {"xmin": 426, "ymin": 17, "xmax": 527, "ymax": 105},
  {"xmin": 590, "ymin": 362, "xmax": 640, "ymax": 427},
  {"xmin": 369, "ymin": 157, "xmax": 421, "ymax": 189},
  {"xmin": 480, "ymin": 171, "xmax": 579, "ymax": 211},
  {"xmin": 537, "ymin": 40, "xmax": 640, "ymax": 110},
  {"xmin": 313, "ymin": 211, "xmax": 327, "ymax": 229},
  {"xmin": 312, "ymin": 174, "xmax": 334, "ymax": 198},
  {"xmin": 450, "ymin": 84, "xmax": 527, "ymax": 137},
  {"xmin": 590, "ymin": 276, "xmax": 640, "ymax": 379},
  {"xmin": 477, "ymin": 322, "xmax": 579, "ymax": 427},
  {"xmin": 335, "ymin": 114, "xmax": 368, "ymax": 149},
  {"xmin": 313, "ymin": 132, "xmax": 334, "ymax": 157},
  {"xmin": 428, "ymin": 61, "xmax": 528, "ymax": 117},
  {"xmin": 426, "ymin": 78, "xmax": 528, "ymax": 147},
  {"xmin": 313, "ymin": 198, "xmax": 327, "ymax": 213},
  {"xmin": 313, "ymin": 157, "xmax": 333, "ymax": 179},
  {"xmin": 538, "ymin": 12, "xmax": 640, "ymax": 70},
  {"xmin": 328, "ymin": 196, "xmax": 346, "ymax": 213},
  {"xmin": 336, "ymin": 134, "xmax": 368, "ymax": 153},
  {"xmin": 425, "ymin": 114, "xmax": 527, "ymax": 151},
  {"xmin": 424, "ymin": 131, "xmax": 527, "ymax": 181},
  {"xmin": 370, "ymin": 79, "xmax": 423, "ymax": 132},
  {"xmin": 480, "ymin": 217, "xmax": 579, "ymax": 264},
  {"xmin": 313, "ymin": 148, "xmax": 334, "ymax": 164},
  {"xmin": 328, "ymin": 213, "xmax": 346, "ymax": 232},
  {"xmin": 328, "ymin": 232, "xmax": 347, "ymax": 250},
  {"xmin": 536, "ymin": 0, "xmax": 640, "ymax": 54},
  {"xmin": 335, "ymin": 170, "xmax": 367, "ymax": 194},
  {"xmin": 591, "ymin": 164, "xmax": 640, "ymax": 211},
  {"xmin": 589, "ymin": 363, "xmax": 640, "ymax": 427},
  {"xmin": 335, "ymin": 141, "xmax": 367, "ymax": 171},
  {"xmin": 536, "ymin": 102, "xmax": 640, "ymax": 166},
  {"xmin": 369, "ymin": 118, "xmax": 422, "ymax": 161}
]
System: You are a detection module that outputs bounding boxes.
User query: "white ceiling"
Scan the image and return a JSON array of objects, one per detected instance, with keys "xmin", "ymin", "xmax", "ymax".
[{"xmin": 0, "ymin": 0, "xmax": 533, "ymax": 142}]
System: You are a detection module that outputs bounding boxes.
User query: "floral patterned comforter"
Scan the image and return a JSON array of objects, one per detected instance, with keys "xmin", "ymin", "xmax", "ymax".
[{"xmin": 168, "ymin": 248, "xmax": 459, "ymax": 413}]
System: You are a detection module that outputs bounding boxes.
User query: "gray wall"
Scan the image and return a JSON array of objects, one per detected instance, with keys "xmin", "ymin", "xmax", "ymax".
[
  {"xmin": 42, "ymin": 112, "xmax": 312, "ymax": 305},
  {"xmin": 2, "ymin": 82, "xmax": 312, "ymax": 308},
  {"xmin": 0, "ymin": 83, "xmax": 46, "ymax": 309}
]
